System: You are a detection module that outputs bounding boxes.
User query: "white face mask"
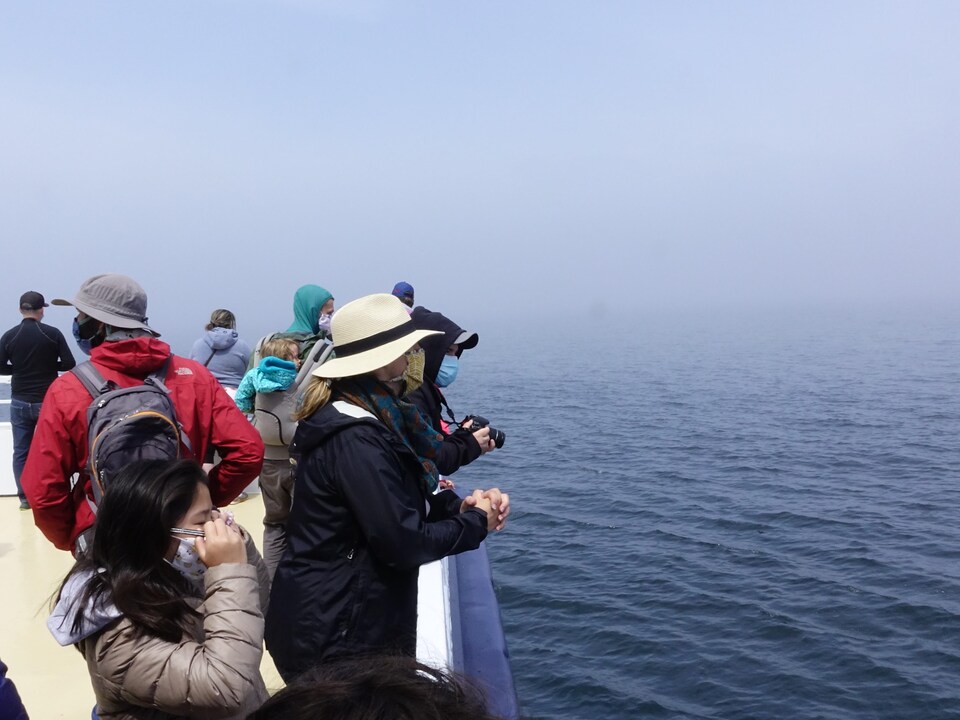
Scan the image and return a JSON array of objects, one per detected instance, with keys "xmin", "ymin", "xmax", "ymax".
[
  {"xmin": 166, "ymin": 537, "xmax": 206, "ymax": 591},
  {"xmin": 318, "ymin": 313, "xmax": 333, "ymax": 334}
]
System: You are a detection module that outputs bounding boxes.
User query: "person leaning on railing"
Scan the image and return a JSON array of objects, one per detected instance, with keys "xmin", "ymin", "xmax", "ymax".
[{"xmin": 264, "ymin": 293, "xmax": 510, "ymax": 681}]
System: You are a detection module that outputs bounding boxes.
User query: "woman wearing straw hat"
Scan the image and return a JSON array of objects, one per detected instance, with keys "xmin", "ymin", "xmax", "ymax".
[{"xmin": 264, "ymin": 294, "xmax": 509, "ymax": 680}]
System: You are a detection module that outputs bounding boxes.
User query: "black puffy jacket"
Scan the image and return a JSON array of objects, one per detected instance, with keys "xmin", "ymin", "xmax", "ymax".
[{"xmin": 264, "ymin": 399, "xmax": 488, "ymax": 680}]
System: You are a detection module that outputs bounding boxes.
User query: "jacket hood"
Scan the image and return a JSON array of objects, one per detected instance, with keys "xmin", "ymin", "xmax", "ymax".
[
  {"xmin": 251, "ymin": 357, "xmax": 298, "ymax": 393},
  {"xmin": 287, "ymin": 285, "xmax": 333, "ymax": 335},
  {"xmin": 292, "ymin": 401, "xmax": 380, "ymax": 457},
  {"xmin": 47, "ymin": 569, "xmax": 122, "ymax": 646},
  {"xmin": 89, "ymin": 336, "xmax": 172, "ymax": 376},
  {"xmin": 410, "ymin": 308, "xmax": 468, "ymax": 383},
  {"xmin": 205, "ymin": 327, "xmax": 240, "ymax": 350},
  {"xmin": 260, "ymin": 356, "xmax": 297, "ymax": 373}
]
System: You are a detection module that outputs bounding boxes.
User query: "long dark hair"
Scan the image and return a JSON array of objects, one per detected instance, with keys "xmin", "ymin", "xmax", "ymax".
[
  {"xmin": 248, "ymin": 655, "xmax": 501, "ymax": 720},
  {"xmin": 55, "ymin": 459, "xmax": 207, "ymax": 642}
]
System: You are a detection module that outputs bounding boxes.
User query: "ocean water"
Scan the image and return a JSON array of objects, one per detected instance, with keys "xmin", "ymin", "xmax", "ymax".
[
  {"xmin": 3, "ymin": 304, "xmax": 958, "ymax": 719},
  {"xmin": 452, "ymin": 304, "xmax": 960, "ymax": 720}
]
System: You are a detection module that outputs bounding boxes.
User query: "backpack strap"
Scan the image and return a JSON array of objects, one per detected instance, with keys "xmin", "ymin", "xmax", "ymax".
[
  {"xmin": 313, "ymin": 337, "xmax": 335, "ymax": 365},
  {"xmin": 143, "ymin": 356, "xmax": 174, "ymax": 394},
  {"xmin": 252, "ymin": 334, "xmax": 276, "ymax": 368},
  {"xmin": 73, "ymin": 357, "xmax": 175, "ymax": 397},
  {"xmin": 203, "ymin": 348, "xmax": 217, "ymax": 366},
  {"xmin": 144, "ymin": 356, "xmax": 194, "ymax": 455},
  {"xmin": 70, "ymin": 362, "xmax": 112, "ymax": 518},
  {"xmin": 296, "ymin": 338, "xmax": 334, "ymax": 386},
  {"xmin": 71, "ymin": 361, "xmax": 114, "ymax": 399}
]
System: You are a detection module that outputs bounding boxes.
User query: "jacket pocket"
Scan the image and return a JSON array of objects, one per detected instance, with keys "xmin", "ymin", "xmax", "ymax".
[{"xmin": 337, "ymin": 547, "xmax": 368, "ymax": 642}]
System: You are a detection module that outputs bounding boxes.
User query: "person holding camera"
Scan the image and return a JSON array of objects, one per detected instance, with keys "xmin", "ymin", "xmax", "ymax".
[
  {"xmin": 264, "ymin": 294, "xmax": 510, "ymax": 680},
  {"xmin": 406, "ymin": 307, "xmax": 504, "ymax": 481}
]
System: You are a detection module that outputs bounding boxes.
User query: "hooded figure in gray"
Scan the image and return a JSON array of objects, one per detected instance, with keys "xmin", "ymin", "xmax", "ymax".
[{"xmin": 190, "ymin": 309, "xmax": 252, "ymax": 389}]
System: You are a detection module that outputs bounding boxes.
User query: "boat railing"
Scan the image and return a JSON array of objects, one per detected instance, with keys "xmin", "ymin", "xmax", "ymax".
[{"xmin": 0, "ymin": 376, "xmax": 12, "ymax": 495}]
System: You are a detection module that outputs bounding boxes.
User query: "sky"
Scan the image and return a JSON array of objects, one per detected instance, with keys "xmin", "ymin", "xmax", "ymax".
[{"xmin": 2, "ymin": 1, "xmax": 958, "ymax": 352}]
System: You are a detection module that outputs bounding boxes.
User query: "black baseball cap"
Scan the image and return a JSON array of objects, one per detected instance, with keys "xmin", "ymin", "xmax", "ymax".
[{"xmin": 19, "ymin": 291, "xmax": 48, "ymax": 311}]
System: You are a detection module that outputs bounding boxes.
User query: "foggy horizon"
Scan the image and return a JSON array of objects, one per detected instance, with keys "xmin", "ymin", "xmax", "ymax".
[{"xmin": 3, "ymin": 1, "xmax": 958, "ymax": 349}]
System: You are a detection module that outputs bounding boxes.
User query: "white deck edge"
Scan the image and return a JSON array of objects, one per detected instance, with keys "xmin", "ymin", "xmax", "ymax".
[
  {"xmin": 416, "ymin": 557, "xmax": 453, "ymax": 668},
  {"xmin": 0, "ymin": 421, "xmax": 14, "ymax": 496}
]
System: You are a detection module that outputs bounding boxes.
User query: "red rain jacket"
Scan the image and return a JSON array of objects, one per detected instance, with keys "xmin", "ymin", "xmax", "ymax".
[{"xmin": 22, "ymin": 336, "xmax": 264, "ymax": 551}]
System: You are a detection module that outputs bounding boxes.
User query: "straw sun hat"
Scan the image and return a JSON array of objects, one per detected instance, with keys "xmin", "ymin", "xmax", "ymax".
[{"xmin": 313, "ymin": 294, "xmax": 441, "ymax": 379}]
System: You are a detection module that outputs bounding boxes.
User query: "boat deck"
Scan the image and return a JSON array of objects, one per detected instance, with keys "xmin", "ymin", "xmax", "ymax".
[
  {"xmin": 0, "ymin": 381, "xmax": 516, "ymax": 718},
  {"xmin": 1, "ymin": 493, "xmax": 285, "ymax": 718}
]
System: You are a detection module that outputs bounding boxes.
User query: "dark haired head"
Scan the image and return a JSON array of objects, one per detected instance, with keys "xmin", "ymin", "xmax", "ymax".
[
  {"xmin": 248, "ymin": 655, "xmax": 501, "ymax": 720},
  {"xmin": 56, "ymin": 459, "xmax": 208, "ymax": 642},
  {"xmin": 91, "ymin": 459, "xmax": 204, "ymax": 572}
]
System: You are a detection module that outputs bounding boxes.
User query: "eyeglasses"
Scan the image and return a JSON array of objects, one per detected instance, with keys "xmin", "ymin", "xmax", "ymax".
[
  {"xmin": 169, "ymin": 509, "xmax": 235, "ymax": 538},
  {"xmin": 170, "ymin": 527, "xmax": 205, "ymax": 538}
]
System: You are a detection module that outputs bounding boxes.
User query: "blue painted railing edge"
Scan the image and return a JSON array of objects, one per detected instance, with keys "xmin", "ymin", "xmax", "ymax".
[{"xmin": 452, "ymin": 545, "xmax": 520, "ymax": 719}]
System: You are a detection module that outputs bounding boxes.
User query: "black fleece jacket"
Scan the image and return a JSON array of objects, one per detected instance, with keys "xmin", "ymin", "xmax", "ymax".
[
  {"xmin": 265, "ymin": 400, "xmax": 488, "ymax": 680},
  {"xmin": 0, "ymin": 318, "xmax": 76, "ymax": 401}
]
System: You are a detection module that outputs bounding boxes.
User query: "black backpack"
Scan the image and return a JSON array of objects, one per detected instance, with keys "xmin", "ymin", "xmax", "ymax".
[{"xmin": 72, "ymin": 358, "xmax": 191, "ymax": 505}]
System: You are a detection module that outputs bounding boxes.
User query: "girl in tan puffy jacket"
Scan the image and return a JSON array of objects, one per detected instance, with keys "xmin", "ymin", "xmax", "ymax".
[{"xmin": 48, "ymin": 459, "xmax": 269, "ymax": 720}]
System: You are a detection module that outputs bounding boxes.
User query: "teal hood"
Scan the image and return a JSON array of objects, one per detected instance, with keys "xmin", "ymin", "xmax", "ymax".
[{"xmin": 287, "ymin": 284, "xmax": 333, "ymax": 334}]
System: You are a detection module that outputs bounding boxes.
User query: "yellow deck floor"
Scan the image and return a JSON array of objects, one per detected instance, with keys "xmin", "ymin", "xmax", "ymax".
[{"xmin": 0, "ymin": 493, "xmax": 284, "ymax": 718}]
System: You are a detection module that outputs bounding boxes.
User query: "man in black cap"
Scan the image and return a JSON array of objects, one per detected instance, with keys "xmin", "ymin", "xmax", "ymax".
[{"xmin": 0, "ymin": 291, "xmax": 76, "ymax": 509}]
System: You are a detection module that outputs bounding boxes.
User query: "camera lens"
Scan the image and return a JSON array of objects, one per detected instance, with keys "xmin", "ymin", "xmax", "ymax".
[{"xmin": 489, "ymin": 427, "xmax": 506, "ymax": 449}]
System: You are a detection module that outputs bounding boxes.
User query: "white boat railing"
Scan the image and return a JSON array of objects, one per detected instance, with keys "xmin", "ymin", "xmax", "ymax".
[
  {"xmin": 417, "ymin": 558, "xmax": 454, "ymax": 667},
  {"xmin": 1, "ymin": 376, "xmax": 13, "ymax": 495},
  {"xmin": 0, "ymin": 429, "xmax": 12, "ymax": 496}
]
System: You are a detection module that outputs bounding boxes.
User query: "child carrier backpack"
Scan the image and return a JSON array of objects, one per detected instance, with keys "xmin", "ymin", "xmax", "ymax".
[
  {"xmin": 251, "ymin": 335, "xmax": 334, "ymax": 448},
  {"xmin": 71, "ymin": 358, "xmax": 191, "ymax": 505}
]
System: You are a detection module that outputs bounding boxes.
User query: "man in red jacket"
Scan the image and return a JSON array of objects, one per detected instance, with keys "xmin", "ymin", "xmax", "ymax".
[{"xmin": 21, "ymin": 273, "xmax": 264, "ymax": 554}]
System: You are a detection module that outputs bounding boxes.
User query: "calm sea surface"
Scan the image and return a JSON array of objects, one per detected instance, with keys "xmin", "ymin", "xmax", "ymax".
[
  {"xmin": 453, "ymin": 305, "xmax": 960, "ymax": 720},
  {"xmin": 3, "ymin": 305, "xmax": 958, "ymax": 719}
]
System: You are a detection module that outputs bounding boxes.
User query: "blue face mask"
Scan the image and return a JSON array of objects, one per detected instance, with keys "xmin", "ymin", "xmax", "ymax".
[
  {"xmin": 72, "ymin": 318, "xmax": 94, "ymax": 356},
  {"xmin": 436, "ymin": 355, "xmax": 459, "ymax": 388}
]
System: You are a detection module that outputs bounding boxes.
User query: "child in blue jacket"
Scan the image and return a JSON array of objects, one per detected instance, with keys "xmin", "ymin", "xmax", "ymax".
[{"xmin": 234, "ymin": 339, "xmax": 300, "ymax": 414}]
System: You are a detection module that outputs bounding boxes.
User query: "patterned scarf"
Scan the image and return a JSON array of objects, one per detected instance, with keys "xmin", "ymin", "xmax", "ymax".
[{"xmin": 336, "ymin": 376, "xmax": 444, "ymax": 492}]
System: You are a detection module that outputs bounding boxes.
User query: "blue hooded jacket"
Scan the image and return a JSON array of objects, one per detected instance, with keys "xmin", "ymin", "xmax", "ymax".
[{"xmin": 190, "ymin": 327, "xmax": 252, "ymax": 388}]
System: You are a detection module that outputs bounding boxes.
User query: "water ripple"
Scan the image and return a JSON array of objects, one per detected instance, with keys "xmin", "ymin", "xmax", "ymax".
[{"xmin": 457, "ymin": 308, "xmax": 960, "ymax": 719}]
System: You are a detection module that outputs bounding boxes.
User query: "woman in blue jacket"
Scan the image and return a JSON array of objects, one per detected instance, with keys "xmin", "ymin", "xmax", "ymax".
[{"xmin": 190, "ymin": 309, "xmax": 252, "ymax": 392}]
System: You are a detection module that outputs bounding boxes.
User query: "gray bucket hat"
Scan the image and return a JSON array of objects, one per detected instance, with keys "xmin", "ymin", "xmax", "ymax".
[{"xmin": 52, "ymin": 274, "xmax": 158, "ymax": 334}]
